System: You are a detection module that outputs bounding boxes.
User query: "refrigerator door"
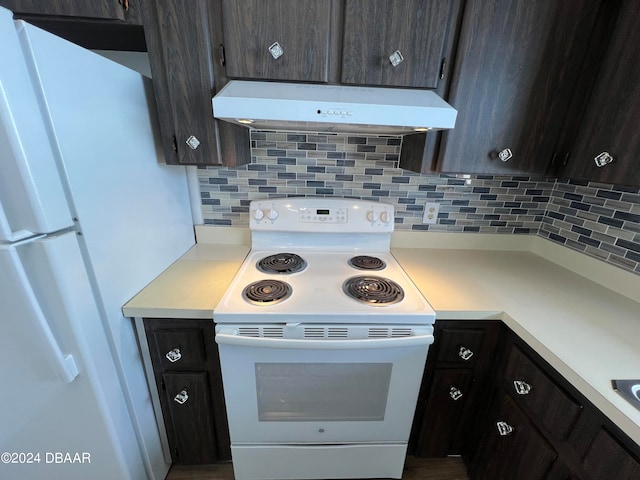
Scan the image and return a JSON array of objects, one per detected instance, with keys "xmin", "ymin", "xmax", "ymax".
[
  {"xmin": 0, "ymin": 232, "xmax": 144, "ymax": 480},
  {"xmin": 0, "ymin": 8, "xmax": 73, "ymax": 242},
  {"xmin": 16, "ymin": 19, "xmax": 195, "ymax": 479}
]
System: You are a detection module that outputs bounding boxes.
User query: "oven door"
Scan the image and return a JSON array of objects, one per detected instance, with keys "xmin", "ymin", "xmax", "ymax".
[{"xmin": 215, "ymin": 323, "xmax": 433, "ymax": 444}]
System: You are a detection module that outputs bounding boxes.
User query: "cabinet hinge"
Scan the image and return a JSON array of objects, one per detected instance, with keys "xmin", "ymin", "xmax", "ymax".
[
  {"xmin": 172, "ymin": 136, "xmax": 178, "ymax": 154},
  {"xmin": 439, "ymin": 57, "xmax": 447, "ymax": 80},
  {"xmin": 173, "ymin": 447, "xmax": 180, "ymax": 461},
  {"xmin": 118, "ymin": 0, "xmax": 129, "ymax": 11},
  {"xmin": 160, "ymin": 379, "xmax": 166, "ymax": 391},
  {"xmin": 219, "ymin": 44, "xmax": 226, "ymax": 68}
]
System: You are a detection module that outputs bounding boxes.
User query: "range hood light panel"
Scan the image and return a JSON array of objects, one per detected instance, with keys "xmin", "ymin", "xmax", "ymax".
[{"xmin": 212, "ymin": 81, "xmax": 458, "ymax": 135}]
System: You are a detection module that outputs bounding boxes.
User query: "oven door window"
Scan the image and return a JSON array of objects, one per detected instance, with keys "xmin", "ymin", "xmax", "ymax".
[{"xmin": 255, "ymin": 363, "xmax": 392, "ymax": 422}]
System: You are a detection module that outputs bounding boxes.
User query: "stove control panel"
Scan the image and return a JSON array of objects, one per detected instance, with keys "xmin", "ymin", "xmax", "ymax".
[
  {"xmin": 299, "ymin": 207, "xmax": 347, "ymax": 223},
  {"xmin": 250, "ymin": 198, "xmax": 394, "ymax": 232}
]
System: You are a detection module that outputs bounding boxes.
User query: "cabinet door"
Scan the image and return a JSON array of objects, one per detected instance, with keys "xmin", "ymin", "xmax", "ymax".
[
  {"xmin": 0, "ymin": 0, "xmax": 126, "ymax": 20},
  {"xmin": 437, "ymin": 0, "xmax": 600, "ymax": 174},
  {"xmin": 415, "ymin": 369, "xmax": 474, "ymax": 456},
  {"xmin": 558, "ymin": 0, "xmax": 640, "ymax": 186},
  {"xmin": 342, "ymin": 0, "xmax": 459, "ymax": 88},
  {"xmin": 221, "ymin": 0, "xmax": 334, "ymax": 82},
  {"xmin": 503, "ymin": 345, "xmax": 582, "ymax": 440},
  {"xmin": 141, "ymin": 0, "xmax": 222, "ymax": 165},
  {"xmin": 162, "ymin": 372, "xmax": 219, "ymax": 464},
  {"xmin": 470, "ymin": 393, "xmax": 557, "ymax": 480}
]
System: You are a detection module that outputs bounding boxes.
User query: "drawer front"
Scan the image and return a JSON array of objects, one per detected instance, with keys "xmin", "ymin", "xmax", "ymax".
[
  {"xmin": 436, "ymin": 327, "xmax": 486, "ymax": 365},
  {"xmin": 151, "ymin": 327, "xmax": 208, "ymax": 369},
  {"xmin": 504, "ymin": 345, "xmax": 581, "ymax": 440}
]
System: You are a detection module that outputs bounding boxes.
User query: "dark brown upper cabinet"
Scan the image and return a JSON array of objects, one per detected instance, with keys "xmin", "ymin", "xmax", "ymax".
[
  {"xmin": 0, "ymin": 0, "xmax": 144, "ymax": 50},
  {"xmin": 555, "ymin": 0, "xmax": 640, "ymax": 186},
  {"xmin": 0, "ymin": 0, "xmax": 129, "ymax": 21},
  {"xmin": 220, "ymin": 0, "xmax": 339, "ymax": 83},
  {"xmin": 341, "ymin": 0, "xmax": 461, "ymax": 89},
  {"xmin": 435, "ymin": 0, "xmax": 601, "ymax": 175},
  {"xmin": 141, "ymin": 0, "xmax": 250, "ymax": 166}
]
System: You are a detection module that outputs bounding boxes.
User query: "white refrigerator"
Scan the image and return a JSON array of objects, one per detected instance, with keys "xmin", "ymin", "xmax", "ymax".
[{"xmin": 0, "ymin": 8, "xmax": 196, "ymax": 480}]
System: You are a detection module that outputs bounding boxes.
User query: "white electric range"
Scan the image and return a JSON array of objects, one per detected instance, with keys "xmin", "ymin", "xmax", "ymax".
[{"xmin": 213, "ymin": 198, "xmax": 435, "ymax": 480}]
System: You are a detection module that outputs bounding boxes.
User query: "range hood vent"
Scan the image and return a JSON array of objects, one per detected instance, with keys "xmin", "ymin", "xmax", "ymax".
[{"xmin": 212, "ymin": 80, "xmax": 457, "ymax": 135}]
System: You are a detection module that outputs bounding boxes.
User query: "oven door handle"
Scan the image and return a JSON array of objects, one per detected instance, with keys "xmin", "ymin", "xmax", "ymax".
[{"xmin": 215, "ymin": 332, "xmax": 434, "ymax": 350}]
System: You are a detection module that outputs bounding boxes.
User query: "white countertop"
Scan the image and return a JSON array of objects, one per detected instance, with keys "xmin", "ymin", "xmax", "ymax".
[{"xmin": 123, "ymin": 226, "xmax": 640, "ymax": 446}]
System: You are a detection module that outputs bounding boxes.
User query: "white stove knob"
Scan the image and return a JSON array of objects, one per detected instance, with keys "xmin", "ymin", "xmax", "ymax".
[
  {"xmin": 253, "ymin": 208, "xmax": 265, "ymax": 220},
  {"xmin": 380, "ymin": 211, "xmax": 391, "ymax": 223},
  {"xmin": 366, "ymin": 210, "xmax": 378, "ymax": 222},
  {"xmin": 266, "ymin": 208, "xmax": 278, "ymax": 221}
]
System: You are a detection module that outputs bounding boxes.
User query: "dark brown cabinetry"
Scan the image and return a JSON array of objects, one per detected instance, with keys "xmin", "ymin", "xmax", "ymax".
[
  {"xmin": 0, "ymin": 0, "xmax": 144, "ymax": 50},
  {"xmin": 143, "ymin": 318, "xmax": 230, "ymax": 465},
  {"xmin": 140, "ymin": 0, "xmax": 250, "ymax": 167},
  {"xmin": 555, "ymin": 0, "xmax": 640, "ymax": 186},
  {"xmin": 140, "ymin": 0, "xmax": 219, "ymax": 166},
  {"xmin": 341, "ymin": 0, "xmax": 461, "ymax": 89},
  {"xmin": 220, "ymin": 0, "xmax": 462, "ymax": 88},
  {"xmin": 0, "ymin": 0, "xmax": 130, "ymax": 21},
  {"xmin": 469, "ymin": 331, "xmax": 640, "ymax": 480},
  {"xmin": 471, "ymin": 392, "xmax": 558, "ymax": 479},
  {"xmin": 221, "ymin": 0, "xmax": 339, "ymax": 83},
  {"xmin": 435, "ymin": 0, "xmax": 601, "ymax": 175},
  {"xmin": 409, "ymin": 320, "xmax": 502, "ymax": 458}
]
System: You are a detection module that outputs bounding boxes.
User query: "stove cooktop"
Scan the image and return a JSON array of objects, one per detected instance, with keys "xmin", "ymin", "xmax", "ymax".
[{"xmin": 213, "ymin": 250, "xmax": 436, "ymax": 325}]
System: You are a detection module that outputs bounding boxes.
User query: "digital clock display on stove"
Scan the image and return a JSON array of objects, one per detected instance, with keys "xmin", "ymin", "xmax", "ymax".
[{"xmin": 317, "ymin": 209, "xmax": 330, "ymax": 215}]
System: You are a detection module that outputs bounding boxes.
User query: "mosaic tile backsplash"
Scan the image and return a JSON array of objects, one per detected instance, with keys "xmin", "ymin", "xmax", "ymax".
[{"xmin": 198, "ymin": 131, "xmax": 640, "ymax": 275}]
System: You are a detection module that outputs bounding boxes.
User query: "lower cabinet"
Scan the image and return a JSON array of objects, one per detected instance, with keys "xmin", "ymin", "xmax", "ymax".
[
  {"xmin": 143, "ymin": 318, "xmax": 231, "ymax": 464},
  {"xmin": 409, "ymin": 320, "xmax": 503, "ymax": 458},
  {"xmin": 468, "ymin": 331, "xmax": 640, "ymax": 480},
  {"xmin": 412, "ymin": 322, "xmax": 640, "ymax": 480}
]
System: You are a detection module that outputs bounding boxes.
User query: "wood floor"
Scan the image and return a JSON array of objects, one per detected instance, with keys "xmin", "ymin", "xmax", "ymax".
[{"xmin": 166, "ymin": 456, "xmax": 469, "ymax": 480}]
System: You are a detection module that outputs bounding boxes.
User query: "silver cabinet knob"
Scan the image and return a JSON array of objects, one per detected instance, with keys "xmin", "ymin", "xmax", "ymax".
[
  {"xmin": 173, "ymin": 389, "xmax": 189, "ymax": 405},
  {"xmin": 389, "ymin": 50, "xmax": 404, "ymax": 67},
  {"xmin": 165, "ymin": 348, "xmax": 182, "ymax": 363},
  {"xmin": 594, "ymin": 151, "xmax": 614, "ymax": 167},
  {"xmin": 498, "ymin": 148, "xmax": 513, "ymax": 162},
  {"xmin": 185, "ymin": 135, "xmax": 200, "ymax": 150},
  {"xmin": 268, "ymin": 42, "xmax": 284, "ymax": 59},
  {"xmin": 513, "ymin": 380, "xmax": 532, "ymax": 395},
  {"xmin": 449, "ymin": 386, "xmax": 463, "ymax": 401},
  {"xmin": 496, "ymin": 421, "xmax": 514, "ymax": 436},
  {"xmin": 458, "ymin": 346, "xmax": 474, "ymax": 361}
]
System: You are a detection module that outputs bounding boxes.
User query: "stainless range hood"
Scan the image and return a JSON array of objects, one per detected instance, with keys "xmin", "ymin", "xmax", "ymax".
[{"xmin": 212, "ymin": 80, "xmax": 457, "ymax": 135}]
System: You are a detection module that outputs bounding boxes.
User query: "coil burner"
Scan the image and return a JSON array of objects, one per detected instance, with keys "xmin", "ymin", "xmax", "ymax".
[
  {"xmin": 243, "ymin": 279, "xmax": 292, "ymax": 305},
  {"xmin": 348, "ymin": 255, "xmax": 386, "ymax": 271},
  {"xmin": 257, "ymin": 253, "xmax": 307, "ymax": 274},
  {"xmin": 342, "ymin": 276, "xmax": 404, "ymax": 306}
]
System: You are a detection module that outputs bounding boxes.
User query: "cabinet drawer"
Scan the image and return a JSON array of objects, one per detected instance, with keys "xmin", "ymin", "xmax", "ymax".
[
  {"xmin": 503, "ymin": 345, "xmax": 581, "ymax": 440},
  {"xmin": 436, "ymin": 327, "xmax": 486, "ymax": 365},
  {"xmin": 150, "ymin": 327, "xmax": 208, "ymax": 369}
]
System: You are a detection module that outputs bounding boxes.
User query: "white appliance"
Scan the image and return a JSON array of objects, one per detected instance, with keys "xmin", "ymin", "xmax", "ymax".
[
  {"xmin": 0, "ymin": 9, "xmax": 195, "ymax": 480},
  {"xmin": 212, "ymin": 80, "xmax": 458, "ymax": 134},
  {"xmin": 214, "ymin": 198, "xmax": 436, "ymax": 480}
]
